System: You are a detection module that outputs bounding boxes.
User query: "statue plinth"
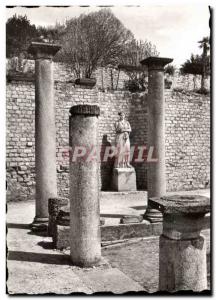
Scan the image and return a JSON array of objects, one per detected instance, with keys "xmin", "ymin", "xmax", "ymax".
[{"xmin": 111, "ymin": 167, "xmax": 137, "ymax": 192}]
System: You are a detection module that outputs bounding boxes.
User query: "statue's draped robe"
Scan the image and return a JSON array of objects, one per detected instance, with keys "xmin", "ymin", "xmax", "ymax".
[{"xmin": 114, "ymin": 120, "xmax": 131, "ymax": 168}]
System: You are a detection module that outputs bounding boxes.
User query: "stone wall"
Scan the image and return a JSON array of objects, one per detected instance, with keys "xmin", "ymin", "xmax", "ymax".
[
  {"xmin": 6, "ymin": 58, "xmax": 129, "ymax": 90},
  {"xmin": 6, "ymin": 81, "xmax": 35, "ymax": 200},
  {"xmin": 7, "ymin": 58, "xmax": 210, "ymax": 92},
  {"xmin": 165, "ymin": 89, "xmax": 210, "ymax": 191},
  {"xmin": 6, "ymin": 68, "xmax": 210, "ymax": 201},
  {"xmin": 166, "ymin": 70, "xmax": 210, "ymax": 91},
  {"xmin": 6, "ymin": 80, "xmax": 148, "ymax": 200}
]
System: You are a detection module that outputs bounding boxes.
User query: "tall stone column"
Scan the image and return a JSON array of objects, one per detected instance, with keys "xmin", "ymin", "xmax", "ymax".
[
  {"xmin": 140, "ymin": 57, "xmax": 173, "ymax": 222},
  {"xmin": 69, "ymin": 105, "xmax": 101, "ymax": 267},
  {"xmin": 28, "ymin": 42, "xmax": 61, "ymax": 231},
  {"xmin": 149, "ymin": 195, "xmax": 210, "ymax": 292}
]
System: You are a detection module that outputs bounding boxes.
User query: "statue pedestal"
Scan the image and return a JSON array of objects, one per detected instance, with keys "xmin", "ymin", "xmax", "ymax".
[{"xmin": 111, "ymin": 167, "xmax": 137, "ymax": 192}]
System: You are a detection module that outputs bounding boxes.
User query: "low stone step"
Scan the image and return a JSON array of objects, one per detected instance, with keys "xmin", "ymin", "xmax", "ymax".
[
  {"xmin": 53, "ymin": 214, "xmax": 210, "ymax": 250},
  {"xmin": 100, "ymin": 191, "xmax": 147, "ymax": 201}
]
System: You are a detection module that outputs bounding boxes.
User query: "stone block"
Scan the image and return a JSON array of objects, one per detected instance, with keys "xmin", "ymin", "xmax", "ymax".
[
  {"xmin": 53, "ymin": 220, "xmax": 163, "ymax": 249},
  {"xmin": 52, "ymin": 213, "xmax": 210, "ymax": 249},
  {"xmin": 53, "ymin": 224, "xmax": 70, "ymax": 250},
  {"xmin": 101, "ymin": 221, "xmax": 160, "ymax": 241},
  {"xmin": 111, "ymin": 167, "xmax": 137, "ymax": 192},
  {"xmin": 119, "ymin": 215, "xmax": 143, "ymax": 224},
  {"xmin": 48, "ymin": 197, "xmax": 69, "ymax": 237}
]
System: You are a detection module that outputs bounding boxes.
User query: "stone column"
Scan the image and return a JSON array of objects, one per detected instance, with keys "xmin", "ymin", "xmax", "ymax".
[
  {"xmin": 69, "ymin": 105, "xmax": 101, "ymax": 267},
  {"xmin": 140, "ymin": 57, "xmax": 173, "ymax": 222},
  {"xmin": 28, "ymin": 42, "xmax": 61, "ymax": 231},
  {"xmin": 149, "ymin": 195, "xmax": 210, "ymax": 292}
]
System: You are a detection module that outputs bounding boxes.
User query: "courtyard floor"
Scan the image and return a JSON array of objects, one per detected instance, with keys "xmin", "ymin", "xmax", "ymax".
[{"xmin": 7, "ymin": 189, "xmax": 210, "ymax": 294}]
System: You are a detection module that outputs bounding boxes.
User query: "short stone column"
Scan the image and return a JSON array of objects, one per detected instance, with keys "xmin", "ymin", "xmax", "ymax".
[
  {"xmin": 48, "ymin": 197, "xmax": 68, "ymax": 236},
  {"xmin": 69, "ymin": 105, "xmax": 101, "ymax": 267},
  {"xmin": 140, "ymin": 57, "xmax": 173, "ymax": 222},
  {"xmin": 149, "ymin": 195, "xmax": 210, "ymax": 292},
  {"xmin": 28, "ymin": 42, "xmax": 61, "ymax": 231}
]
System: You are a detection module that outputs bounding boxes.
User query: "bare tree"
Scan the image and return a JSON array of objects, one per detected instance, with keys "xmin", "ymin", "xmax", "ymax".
[
  {"xmin": 119, "ymin": 39, "xmax": 159, "ymax": 92},
  {"xmin": 120, "ymin": 39, "xmax": 159, "ymax": 66},
  {"xmin": 56, "ymin": 9, "xmax": 133, "ymax": 78}
]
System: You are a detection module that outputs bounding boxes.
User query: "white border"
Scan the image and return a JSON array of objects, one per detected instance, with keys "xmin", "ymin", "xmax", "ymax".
[{"xmin": 1, "ymin": 1, "xmax": 215, "ymax": 299}]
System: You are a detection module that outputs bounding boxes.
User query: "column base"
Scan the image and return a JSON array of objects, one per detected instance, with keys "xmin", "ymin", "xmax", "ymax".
[
  {"xmin": 70, "ymin": 255, "xmax": 102, "ymax": 268},
  {"xmin": 143, "ymin": 200, "xmax": 163, "ymax": 223},
  {"xmin": 30, "ymin": 217, "xmax": 49, "ymax": 232}
]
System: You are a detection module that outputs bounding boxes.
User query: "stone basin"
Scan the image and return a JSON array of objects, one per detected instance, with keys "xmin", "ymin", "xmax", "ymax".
[{"xmin": 149, "ymin": 195, "xmax": 210, "ymax": 215}]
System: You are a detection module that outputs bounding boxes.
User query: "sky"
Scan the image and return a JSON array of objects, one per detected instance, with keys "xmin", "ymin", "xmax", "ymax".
[{"xmin": 6, "ymin": 5, "xmax": 210, "ymax": 67}]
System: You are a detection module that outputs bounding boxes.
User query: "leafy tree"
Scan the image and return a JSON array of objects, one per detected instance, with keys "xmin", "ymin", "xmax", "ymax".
[
  {"xmin": 36, "ymin": 23, "xmax": 65, "ymax": 44},
  {"xmin": 6, "ymin": 14, "xmax": 38, "ymax": 58},
  {"xmin": 56, "ymin": 8, "xmax": 133, "ymax": 78},
  {"xmin": 181, "ymin": 36, "xmax": 210, "ymax": 92},
  {"xmin": 165, "ymin": 64, "xmax": 175, "ymax": 76},
  {"xmin": 180, "ymin": 54, "xmax": 203, "ymax": 75},
  {"xmin": 198, "ymin": 36, "xmax": 210, "ymax": 91}
]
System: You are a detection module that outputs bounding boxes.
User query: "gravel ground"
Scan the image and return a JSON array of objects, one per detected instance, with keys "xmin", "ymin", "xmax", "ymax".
[{"xmin": 102, "ymin": 231, "xmax": 211, "ymax": 293}]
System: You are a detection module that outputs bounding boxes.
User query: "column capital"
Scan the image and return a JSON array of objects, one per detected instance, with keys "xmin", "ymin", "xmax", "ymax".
[
  {"xmin": 70, "ymin": 105, "xmax": 100, "ymax": 117},
  {"xmin": 28, "ymin": 42, "xmax": 61, "ymax": 60},
  {"xmin": 140, "ymin": 56, "xmax": 173, "ymax": 71}
]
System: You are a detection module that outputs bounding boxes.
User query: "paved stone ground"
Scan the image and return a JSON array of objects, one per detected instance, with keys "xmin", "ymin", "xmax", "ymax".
[
  {"xmin": 7, "ymin": 189, "xmax": 211, "ymax": 294},
  {"xmin": 101, "ymin": 189, "xmax": 210, "ymax": 225}
]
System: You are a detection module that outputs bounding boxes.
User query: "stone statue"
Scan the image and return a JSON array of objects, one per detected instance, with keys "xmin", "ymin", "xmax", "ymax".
[
  {"xmin": 114, "ymin": 112, "xmax": 132, "ymax": 168},
  {"xmin": 111, "ymin": 112, "xmax": 137, "ymax": 191}
]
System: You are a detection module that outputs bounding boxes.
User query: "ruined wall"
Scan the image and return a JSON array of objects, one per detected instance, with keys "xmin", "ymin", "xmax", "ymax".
[{"xmin": 6, "ymin": 70, "xmax": 210, "ymax": 201}]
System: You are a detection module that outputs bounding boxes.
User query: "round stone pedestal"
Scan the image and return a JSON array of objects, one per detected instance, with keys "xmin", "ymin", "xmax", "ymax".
[
  {"xmin": 159, "ymin": 234, "xmax": 207, "ymax": 292},
  {"xmin": 149, "ymin": 194, "xmax": 210, "ymax": 292}
]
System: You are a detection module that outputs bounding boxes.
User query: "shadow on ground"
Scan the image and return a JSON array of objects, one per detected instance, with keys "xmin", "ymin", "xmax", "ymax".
[
  {"xmin": 7, "ymin": 223, "xmax": 31, "ymax": 230},
  {"xmin": 37, "ymin": 241, "xmax": 54, "ymax": 250},
  {"xmin": 8, "ymin": 250, "xmax": 71, "ymax": 265}
]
